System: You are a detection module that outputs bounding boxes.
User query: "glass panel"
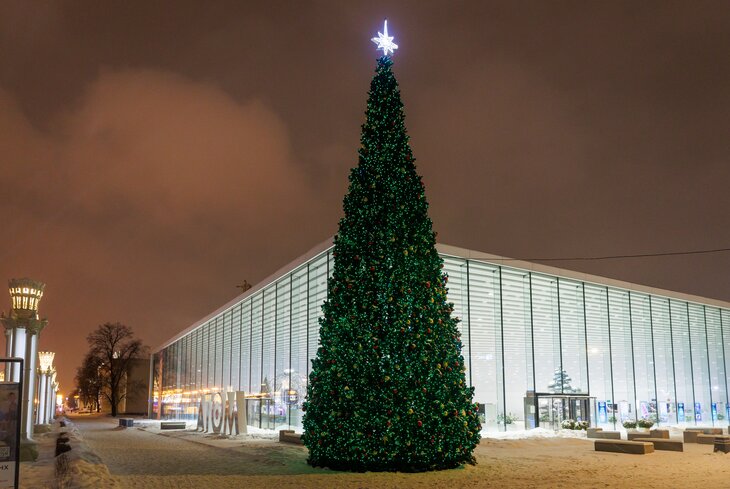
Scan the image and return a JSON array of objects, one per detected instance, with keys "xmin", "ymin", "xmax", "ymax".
[
  {"xmin": 308, "ymin": 253, "xmax": 328, "ymax": 377},
  {"xmin": 210, "ymin": 319, "xmax": 219, "ymax": 388},
  {"xmin": 443, "ymin": 257, "xmax": 470, "ymax": 376},
  {"xmin": 559, "ymin": 279, "xmax": 588, "ymax": 394},
  {"xmin": 723, "ymin": 310, "xmax": 730, "ymax": 423},
  {"xmin": 651, "ymin": 297, "xmax": 676, "ymax": 425},
  {"xmin": 468, "ymin": 261, "xmax": 502, "ymax": 432},
  {"xmin": 240, "ymin": 300, "xmax": 252, "ymax": 392},
  {"xmin": 222, "ymin": 311, "xmax": 232, "ymax": 390},
  {"xmin": 532, "ymin": 275, "xmax": 561, "ymax": 394},
  {"xmin": 250, "ymin": 293, "xmax": 263, "ymax": 395},
  {"xmin": 501, "ymin": 268, "xmax": 533, "ymax": 430},
  {"xmin": 688, "ymin": 303, "xmax": 711, "ymax": 425},
  {"xmin": 290, "ymin": 267, "xmax": 308, "ymax": 429},
  {"xmin": 193, "ymin": 329, "xmax": 201, "ymax": 393},
  {"xmin": 276, "ymin": 278, "xmax": 291, "ymax": 429},
  {"xmin": 262, "ymin": 287, "xmax": 276, "ymax": 399},
  {"xmin": 630, "ymin": 293, "xmax": 656, "ymax": 423},
  {"xmin": 705, "ymin": 307, "xmax": 727, "ymax": 426},
  {"xmin": 608, "ymin": 289, "xmax": 635, "ymax": 423},
  {"xmin": 151, "ymin": 353, "xmax": 160, "ymax": 418},
  {"xmin": 200, "ymin": 323, "xmax": 209, "ymax": 390},
  {"xmin": 670, "ymin": 300, "xmax": 693, "ymax": 425},
  {"xmin": 178, "ymin": 337, "xmax": 185, "ymax": 401},
  {"xmin": 585, "ymin": 285, "xmax": 613, "ymax": 427},
  {"xmin": 230, "ymin": 304, "xmax": 242, "ymax": 392}
]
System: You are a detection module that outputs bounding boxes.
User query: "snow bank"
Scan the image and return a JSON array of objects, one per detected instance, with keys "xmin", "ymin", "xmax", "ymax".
[
  {"xmin": 481, "ymin": 427, "xmax": 588, "ymax": 440},
  {"xmin": 54, "ymin": 418, "xmax": 119, "ymax": 489}
]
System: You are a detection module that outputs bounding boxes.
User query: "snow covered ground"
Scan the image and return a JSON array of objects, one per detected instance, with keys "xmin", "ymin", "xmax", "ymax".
[{"xmin": 22, "ymin": 415, "xmax": 730, "ymax": 489}]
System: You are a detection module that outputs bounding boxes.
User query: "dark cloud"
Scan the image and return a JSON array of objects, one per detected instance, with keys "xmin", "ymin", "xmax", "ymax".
[
  {"xmin": 0, "ymin": 1, "xmax": 728, "ymax": 393},
  {"xmin": 0, "ymin": 69, "xmax": 324, "ymax": 391}
]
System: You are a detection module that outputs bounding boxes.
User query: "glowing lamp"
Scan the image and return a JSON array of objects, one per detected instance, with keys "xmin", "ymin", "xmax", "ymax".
[
  {"xmin": 8, "ymin": 278, "xmax": 45, "ymax": 319},
  {"xmin": 38, "ymin": 351, "xmax": 55, "ymax": 372}
]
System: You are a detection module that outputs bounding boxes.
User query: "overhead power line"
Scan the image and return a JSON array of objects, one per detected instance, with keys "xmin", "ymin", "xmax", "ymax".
[{"xmin": 489, "ymin": 246, "xmax": 730, "ymax": 263}]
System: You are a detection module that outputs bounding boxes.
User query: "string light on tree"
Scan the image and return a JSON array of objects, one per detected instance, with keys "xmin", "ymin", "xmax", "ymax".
[{"xmin": 371, "ymin": 20, "xmax": 398, "ymax": 56}]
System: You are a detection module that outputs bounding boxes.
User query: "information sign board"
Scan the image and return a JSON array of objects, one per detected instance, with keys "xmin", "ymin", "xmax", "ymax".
[{"xmin": 0, "ymin": 359, "xmax": 22, "ymax": 489}]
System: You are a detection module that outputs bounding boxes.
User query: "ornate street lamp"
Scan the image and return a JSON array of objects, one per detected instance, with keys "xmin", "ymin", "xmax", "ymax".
[
  {"xmin": 50, "ymin": 374, "xmax": 58, "ymax": 422},
  {"xmin": 36, "ymin": 351, "xmax": 55, "ymax": 425},
  {"xmin": 1, "ymin": 278, "xmax": 48, "ymax": 453}
]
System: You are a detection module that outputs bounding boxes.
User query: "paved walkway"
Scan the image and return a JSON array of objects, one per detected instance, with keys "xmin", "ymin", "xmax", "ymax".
[
  {"xmin": 71, "ymin": 415, "xmax": 320, "ymax": 488},
  {"xmin": 69, "ymin": 415, "xmax": 730, "ymax": 489}
]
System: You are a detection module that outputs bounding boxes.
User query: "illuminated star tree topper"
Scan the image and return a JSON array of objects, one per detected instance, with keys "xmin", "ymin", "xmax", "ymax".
[{"xmin": 371, "ymin": 19, "xmax": 398, "ymax": 56}]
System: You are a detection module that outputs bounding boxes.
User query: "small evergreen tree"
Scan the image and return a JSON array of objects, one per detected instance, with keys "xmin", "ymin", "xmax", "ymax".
[
  {"xmin": 302, "ymin": 54, "xmax": 481, "ymax": 472},
  {"xmin": 547, "ymin": 368, "xmax": 575, "ymax": 394}
]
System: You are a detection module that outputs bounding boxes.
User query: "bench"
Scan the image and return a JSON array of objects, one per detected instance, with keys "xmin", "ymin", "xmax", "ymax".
[
  {"xmin": 595, "ymin": 440, "xmax": 654, "ymax": 454},
  {"xmin": 592, "ymin": 431, "xmax": 621, "ymax": 440},
  {"xmin": 160, "ymin": 421, "xmax": 187, "ymax": 430},
  {"xmin": 649, "ymin": 429, "xmax": 669, "ymax": 439},
  {"xmin": 627, "ymin": 431, "xmax": 653, "ymax": 441},
  {"xmin": 686, "ymin": 427, "xmax": 724, "ymax": 435},
  {"xmin": 634, "ymin": 438, "xmax": 683, "ymax": 452},
  {"xmin": 697, "ymin": 434, "xmax": 720, "ymax": 444},
  {"xmin": 587, "ymin": 428, "xmax": 603, "ymax": 438},
  {"xmin": 118, "ymin": 418, "xmax": 134, "ymax": 428},
  {"xmin": 683, "ymin": 431, "xmax": 700, "ymax": 443},
  {"xmin": 279, "ymin": 429, "xmax": 303, "ymax": 445},
  {"xmin": 714, "ymin": 436, "xmax": 730, "ymax": 453}
]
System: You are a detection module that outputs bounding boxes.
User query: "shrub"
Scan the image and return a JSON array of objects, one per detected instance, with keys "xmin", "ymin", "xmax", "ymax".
[
  {"xmin": 497, "ymin": 412, "xmax": 517, "ymax": 425},
  {"xmin": 637, "ymin": 418, "xmax": 655, "ymax": 429},
  {"xmin": 561, "ymin": 419, "xmax": 589, "ymax": 430}
]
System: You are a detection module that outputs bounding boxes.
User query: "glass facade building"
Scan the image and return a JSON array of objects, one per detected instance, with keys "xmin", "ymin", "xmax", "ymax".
[{"xmin": 150, "ymin": 240, "xmax": 730, "ymax": 432}]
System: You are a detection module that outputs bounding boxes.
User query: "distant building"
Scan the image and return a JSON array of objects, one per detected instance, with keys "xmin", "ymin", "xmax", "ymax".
[
  {"xmin": 101, "ymin": 358, "xmax": 149, "ymax": 415},
  {"xmin": 150, "ymin": 238, "xmax": 730, "ymax": 432}
]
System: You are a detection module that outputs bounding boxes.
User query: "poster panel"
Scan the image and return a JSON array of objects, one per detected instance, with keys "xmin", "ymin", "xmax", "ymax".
[{"xmin": 0, "ymin": 382, "xmax": 20, "ymax": 488}]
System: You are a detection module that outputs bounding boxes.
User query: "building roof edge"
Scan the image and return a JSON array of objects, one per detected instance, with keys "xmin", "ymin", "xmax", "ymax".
[{"xmin": 153, "ymin": 238, "xmax": 730, "ymax": 353}]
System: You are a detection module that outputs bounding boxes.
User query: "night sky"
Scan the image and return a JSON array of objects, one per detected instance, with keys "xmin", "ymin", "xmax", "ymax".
[{"xmin": 1, "ymin": 1, "xmax": 729, "ymax": 395}]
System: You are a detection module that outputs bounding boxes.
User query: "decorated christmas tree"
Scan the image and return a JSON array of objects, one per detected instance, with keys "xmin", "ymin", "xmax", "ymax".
[{"xmin": 302, "ymin": 21, "xmax": 481, "ymax": 472}]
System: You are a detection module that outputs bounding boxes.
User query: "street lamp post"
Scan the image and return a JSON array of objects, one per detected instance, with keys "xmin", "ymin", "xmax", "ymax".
[
  {"xmin": 49, "ymin": 374, "xmax": 58, "ymax": 422},
  {"xmin": 0, "ymin": 278, "xmax": 48, "ymax": 460},
  {"xmin": 37, "ymin": 351, "xmax": 54, "ymax": 425}
]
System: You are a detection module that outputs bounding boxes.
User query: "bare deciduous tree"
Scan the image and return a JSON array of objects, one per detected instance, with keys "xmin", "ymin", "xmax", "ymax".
[
  {"xmin": 85, "ymin": 322, "xmax": 146, "ymax": 417},
  {"xmin": 75, "ymin": 352, "xmax": 103, "ymax": 412}
]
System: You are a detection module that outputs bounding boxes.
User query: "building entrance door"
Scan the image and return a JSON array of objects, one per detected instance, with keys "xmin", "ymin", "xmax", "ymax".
[{"xmin": 536, "ymin": 394, "xmax": 595, "ymax": 430}]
